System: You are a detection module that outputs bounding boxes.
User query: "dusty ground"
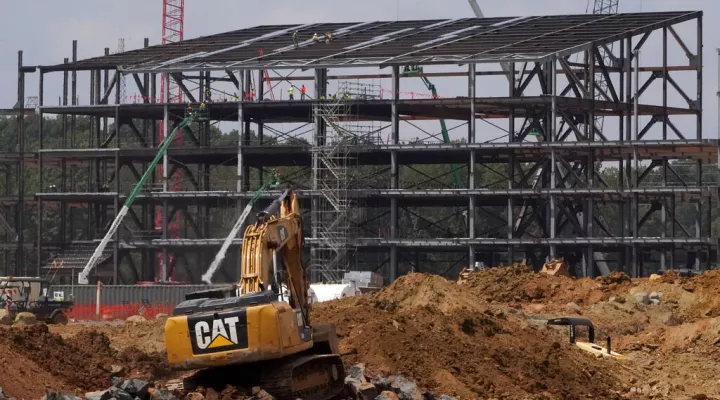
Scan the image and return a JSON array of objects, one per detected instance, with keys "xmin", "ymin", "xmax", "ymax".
[
  {"xmin": 1, "ymin": 268, "xmax": 720, "ymax": 399},
  {"xmin": 0, "ymin": 321, "xmax": 175, "ymax": 399}
]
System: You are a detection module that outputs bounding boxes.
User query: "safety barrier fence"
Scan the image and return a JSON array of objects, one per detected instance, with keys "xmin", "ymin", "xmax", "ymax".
[{"xmin": 51, "ymin": 284, "xmax": 223, "ymax": 321}]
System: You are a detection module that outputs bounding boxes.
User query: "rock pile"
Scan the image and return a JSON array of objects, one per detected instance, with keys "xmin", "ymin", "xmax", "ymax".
[{"xmin": 344, "ymin": 363, "xmax": 455, "ymax": 400}]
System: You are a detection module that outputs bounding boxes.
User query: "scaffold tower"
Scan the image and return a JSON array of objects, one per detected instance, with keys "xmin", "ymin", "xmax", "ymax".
[{"xmin": 311, "ymin": 82, "xmax": 382, "ymax": 282}]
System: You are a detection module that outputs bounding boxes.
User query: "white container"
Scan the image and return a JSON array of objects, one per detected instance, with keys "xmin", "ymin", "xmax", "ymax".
[{"xmin": 308, "ymin": 283, "xmax": 356, "ymax": 303}]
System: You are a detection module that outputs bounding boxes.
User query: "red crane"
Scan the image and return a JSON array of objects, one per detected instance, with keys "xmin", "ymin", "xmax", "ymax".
[{"xmin": 155, "ymin": 0, "xmax": 185, "ymax": 281}]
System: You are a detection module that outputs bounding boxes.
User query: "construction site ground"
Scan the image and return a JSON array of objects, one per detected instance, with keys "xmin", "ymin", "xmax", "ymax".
[{"xmin": 1, "ymin": 268, "xmax": 720, "ymax": 399}]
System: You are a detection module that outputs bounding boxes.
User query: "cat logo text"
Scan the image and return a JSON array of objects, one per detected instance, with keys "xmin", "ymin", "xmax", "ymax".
[
  {"xmin": 194, "ymin": 317, "xmax": 240, "ymax": 350},
  {"xmin": 188, "ymin": 310, "xmax": 248, "ymax": 354}
]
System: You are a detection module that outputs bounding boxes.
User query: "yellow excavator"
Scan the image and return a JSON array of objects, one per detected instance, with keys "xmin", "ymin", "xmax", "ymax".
[{"xmin": 164, "ymin": 189, "xmax": 345, "ymax": 400}]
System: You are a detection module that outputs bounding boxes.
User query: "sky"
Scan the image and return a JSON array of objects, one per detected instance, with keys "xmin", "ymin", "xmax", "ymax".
[{"xmin": 0, "ymin": 0, "xmax": 717, "ymax": 144}]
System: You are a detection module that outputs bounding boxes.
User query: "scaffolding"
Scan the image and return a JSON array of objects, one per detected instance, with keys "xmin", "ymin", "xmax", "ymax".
[{"xmin": 311, "ymin": 81, "xmax": 381, "ymax": 282}]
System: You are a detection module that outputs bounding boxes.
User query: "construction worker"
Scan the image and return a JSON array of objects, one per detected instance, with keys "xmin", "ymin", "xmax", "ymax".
[
  {"xmin": 248, "ymin": 89, "xmax": 255, "ymax": 101},
  {"xmin": 325, "ymin": 32, "xmax": 333, "ymax": 43},
  {"xmin": 345, "ymin": 92, "xmax": 351, "ymax": 100},
  {"xmin": 300, "ymin": 84, "xmax": 307, "ymax": 100},
  {"xmin": 312, "ymin": 33, "xmax": 319, "ymax": 42},
  {"xmin": 288, "ymin": 86, "xmax": 294, "ymax": 100},
  {"xmin": 205, "ymin": 88, "xmax": 212, "ymax": 102},
  {"xmin": 200, "ymin": 101, "xmax": 207, "ymax": 111},
  {"xmin": 231, "ymin": 93, "xmax": 238, "ymax": 102},
  {"xmin": 292, "ymin": 30, "xmax": 299, "ymax": 48}
]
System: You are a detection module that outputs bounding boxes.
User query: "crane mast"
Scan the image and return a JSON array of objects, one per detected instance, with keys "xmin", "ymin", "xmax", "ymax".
[{"xmin": 156, "ymin": 0, "xmax": 185, "ymax": 281}]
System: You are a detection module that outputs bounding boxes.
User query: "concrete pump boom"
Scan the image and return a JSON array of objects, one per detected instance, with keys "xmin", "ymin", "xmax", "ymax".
[{"xmin": 78, "ymin": 112, "xmax": 200, "ymax": 284}]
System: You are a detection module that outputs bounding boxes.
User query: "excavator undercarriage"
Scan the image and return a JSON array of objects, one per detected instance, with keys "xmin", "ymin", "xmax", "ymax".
[{"xmin": 182, "ymin": 336, "xmax": 344, "ymax": 400}]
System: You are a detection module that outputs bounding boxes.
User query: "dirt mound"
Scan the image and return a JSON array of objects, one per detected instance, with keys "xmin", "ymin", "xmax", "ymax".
[
  {"xmin": 460, "ymin": 265, "xmax": 621, "ymax": 308},
  {"xmin": 312, "ymin": 273, "xmax": 628, "ymax": 399},
  {"xmin": 0, "ymin": 324, "xmax": 173, "ymax": 395},
  {"xmin": 0, "ymin": 342, "xmax": 75, "ymax": 399},
  {"xmin": 596, "ymin": 271, "xmax": 631, "ymax": 285},
  {"xmin": 51, "ymin": 319, "xmax": 167, "ymax": 353}
]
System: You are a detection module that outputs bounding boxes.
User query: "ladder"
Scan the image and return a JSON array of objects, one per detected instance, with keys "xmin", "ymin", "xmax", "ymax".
[{"xmin": 258, "ymin": 49, "xmax": 275, "ymax": 100}]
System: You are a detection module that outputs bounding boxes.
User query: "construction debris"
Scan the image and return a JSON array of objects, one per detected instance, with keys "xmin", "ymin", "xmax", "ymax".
[
  {"xmin": 2, "ymin": 268, "xmax": 720, "ymax": 398},
  {"xmin": 539, "ymin": 258, "xmax": 569, "ymax": 277}
]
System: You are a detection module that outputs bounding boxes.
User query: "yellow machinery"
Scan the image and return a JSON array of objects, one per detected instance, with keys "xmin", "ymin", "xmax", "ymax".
[
  {"xmin": 547, "ymin": 317, "xmax": 625, "ymax": 360},
  {"xmin": 164, "ymin": 189, "xmax": 344, "ymax": 399},
  {"xmin": 457, "ymin": 264, "xmax": 482, "ymax": 285},
  {"xmin": 539, "ymin": 258, "xmax": 569, "ymax": 277}
]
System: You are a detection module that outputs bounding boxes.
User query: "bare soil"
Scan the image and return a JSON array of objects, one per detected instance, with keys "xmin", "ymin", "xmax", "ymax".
[
  {"xmin": 4, "ymin": 268, "xmax": 720, "ymax": 399},
  {"xmin": 0, "ymin": 323, "xmax": 174, "ymax": 399}
]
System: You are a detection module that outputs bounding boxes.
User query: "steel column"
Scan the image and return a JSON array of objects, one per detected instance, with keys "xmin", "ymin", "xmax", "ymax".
[
  {"xmin": 36, "ymin": 68, "xmax": 44, "ymax": 277},
  {"xmin": 549, "ymin": 57, "xmax": 557, "ymax": 257},
  {"xmin": 661, "ymin": 28, "xmax": 669, "ymax": 271},
  {"xmin": 468, "ymin": 63, "xmax": 476, "ymax": 266},
  {"xmin": 390, "ymin": 65, "xmax": 400, "ymax": 283},
  {"xmin": 161, "ymin": 73, "xmax": 170, "ymax": 281},
  {"xmin": 695, "ymin": 15, "xmax": 703, "ymax": 270},
  {"xmin": 468, "ymin": 63, "xmax": 476, "ymax": 143}
]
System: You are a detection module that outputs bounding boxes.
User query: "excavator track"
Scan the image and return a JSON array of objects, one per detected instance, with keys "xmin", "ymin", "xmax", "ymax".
[{"xmin": 259, "ymin": 354, "xmax": 345, "ymax": 400}]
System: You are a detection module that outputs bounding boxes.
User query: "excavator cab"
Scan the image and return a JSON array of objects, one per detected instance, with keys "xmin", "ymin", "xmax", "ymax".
[{"xmin": 539, "ymin": 257, "xmax": 569, "ymax": 277}]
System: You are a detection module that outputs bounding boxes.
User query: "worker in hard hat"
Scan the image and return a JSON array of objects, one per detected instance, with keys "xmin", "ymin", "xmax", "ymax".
[
  {"xmin": 312, "ymin": 33, "xmax": 319, "ymax": 42},
  {"xmin": 288, "ymin": 86, "xmax": 294, "ymax": 100},
  {"xmin": 292, "ymin": 30, "xmax": 299, "ymax": 48},
  {"xmin": 200, "ymin": 101, "xmax": 206, "ymax": 111},
  {"xmin": 300, "ymin": 84, "xmax": 307, "ymax": 100},
  {"xmin": 231, "ymin": 93, "xmax": 238, "ymax": 102},
  {"xmin": 325, "ymin": 32, "xmax": 333, "ymax": 43}
]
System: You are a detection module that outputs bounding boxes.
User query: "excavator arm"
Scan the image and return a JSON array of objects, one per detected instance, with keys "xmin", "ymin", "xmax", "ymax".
[{"xmin": 238, "ymin": 189, "xmax": 309, "ymax": 317}]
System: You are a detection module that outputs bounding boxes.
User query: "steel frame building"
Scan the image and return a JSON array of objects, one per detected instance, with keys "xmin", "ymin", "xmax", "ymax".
[{"xmin": 1, "ymin": 11, "xmax": 718, "ymax": 283}]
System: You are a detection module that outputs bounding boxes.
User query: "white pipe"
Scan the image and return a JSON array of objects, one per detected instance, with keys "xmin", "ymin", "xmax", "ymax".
[
  {"xmin": 95, "ymin": 280, "xmax": 101, "ymax": 319},
  {"xmin": 201, "ymin": 202, "xmax": 254, "ymax": 284},
  {"xmin": 78, "ymin": 205, "xmax": 129, "ymax": 284}
]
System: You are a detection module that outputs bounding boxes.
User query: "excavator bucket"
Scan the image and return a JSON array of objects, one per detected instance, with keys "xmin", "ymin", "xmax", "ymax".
[{"xmin": 540, "ymin": 258, "xmax": 569, "ymax": 277}]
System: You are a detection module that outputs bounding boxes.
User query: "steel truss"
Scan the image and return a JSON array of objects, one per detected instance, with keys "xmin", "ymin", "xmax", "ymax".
[{"xmin": 2, "ymin": 11, "xmax": 717, "ymax": 283}]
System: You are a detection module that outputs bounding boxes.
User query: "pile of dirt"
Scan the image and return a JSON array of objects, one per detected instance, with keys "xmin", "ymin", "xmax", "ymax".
[
  {"xmin": 0, "ymin": 324, "xmax": 173, "ymax": 397},
  {"xmin": 0, "ymin": 342, "xmax": 74, "ymax": 399},
  {"xmin": 312, "ymin": 273, "xmax": 629, "ymax": 399},
  {"xmin": 459, "ymin": 264, "xmax": 629, "ymax": 308},
  {"xmin": 51, "ymin": 318, "xmax": 168, "ymax": 353}
]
